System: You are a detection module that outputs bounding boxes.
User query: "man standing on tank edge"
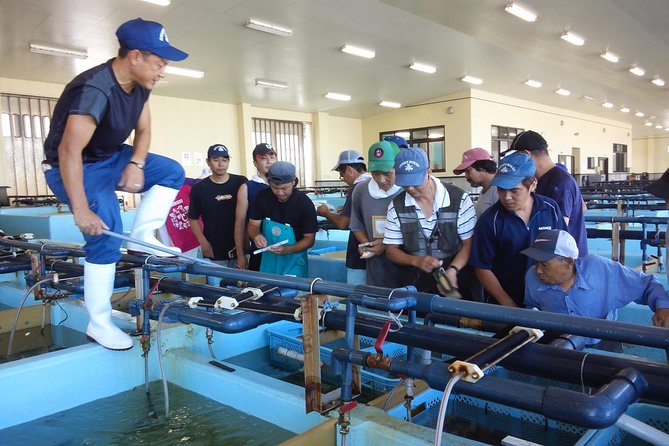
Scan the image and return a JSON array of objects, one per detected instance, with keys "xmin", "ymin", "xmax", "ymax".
[{"xmin": 42, "ymin": 18, "xmax": 188, "ymax": 351}]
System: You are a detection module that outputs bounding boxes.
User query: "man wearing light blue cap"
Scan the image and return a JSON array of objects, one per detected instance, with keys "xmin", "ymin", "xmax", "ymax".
[
  {"xmin": 384, "ymin": 147, "xmax": 476, "ymax": 297},
  {"xmin": 470, "ymin": 152, "xmax": 565, "ymax": 307}
]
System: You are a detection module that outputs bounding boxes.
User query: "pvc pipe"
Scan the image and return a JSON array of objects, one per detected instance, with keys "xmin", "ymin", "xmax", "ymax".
[
  {"xmin": 340, "ymin": 300, "xmax": 357, "ymax": 402},
  {"xmin": 333, "ymin": 347, "xmax": 647, "ymax": 429},
  {"xmin": 323, "ymin": 311, "xmax": 669, "ymax": 402},
  {"xmin": 585, "ymin": 215, "xmax": 667, "ymax": 224},
  {"xmin": 615, "ymin": 413, "xmax": 669, "ymax": 446}
]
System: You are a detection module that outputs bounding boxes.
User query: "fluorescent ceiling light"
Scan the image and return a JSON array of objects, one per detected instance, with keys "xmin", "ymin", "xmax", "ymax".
[
  {"xmin": 255, "ymin": 78, "xmax": 288, "ymax": 89},
  {"xmin": 461, "ymin": 75, "xmax": 483, "ymax": 85},
  {"xmin": 582, "ymin": 95, "xmax": 594, "ymax": 101},
  {"xmin": 601, "ymin": 102, "xmax": 614, "ymax": 109},
  {"xmin": 379, "ymin": 101, "xmax": 401, "ymax": 108},
  {"xmin": 560, "ymin": 31, "xmax": 585, "ymax": 46},
  {"xmin": 140, "ymin": 0, "xmax": 171, "ymax": 5},
  {"xmin": 164, "ymin": 66, "xmax": 204, "ymax": 78},
  {"xmin": 29, "ymin": 42, "xmax": 87, "ymax": 59},
  {"xmin": 245, "ymin": 19, "xmax": 293, "ymax": 37},
  {"xmin": 629, "ymin": 65, "xmax": 645, "ymax": 76},
  {"xmin": 524, "ymin": 79, "xmax": 542, "ymax": 88},
  {"xmin": 504, "ymin": 3, "xmax": 537, "ymax": 22},
  {"xmin": 656, "ymin": 124, "xmax": 663, "ymax": 129},
  {"xmin": 634, "ymin": 111, "xmax": 644, "ymax": 117},
  {"xmin": 555, "ymin": 88, "xmax": 571, "ymax": 96},
  {"xmin": 600, "ymin": 51, "xmax": 619, "ymax": 63},
  {"xmin": 325, "ymin": 92, "xmax": 351, "ymax": 101},
  {"xmin": 644, "ymin": 121, "xmax": 653, "ymax": 127},
  {"xmin": 341, "ymin": 44, "xmax": 375, "ymax": 59},
  {"xmin": 409, "ymin": 62, "xmax": 436, "ymax": 74},
  {"xmin": 652, "ymin": 77, "xmax": 665, "ymax": 86},
  {"xmin": 619, "ymin": 107, "xmax": 630, "ymax": 113}
]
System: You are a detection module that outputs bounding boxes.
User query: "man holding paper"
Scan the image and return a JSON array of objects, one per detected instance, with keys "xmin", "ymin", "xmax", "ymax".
[{"xmin": 247, "ymin": 161, "xmax": 318, "ymax": 277}]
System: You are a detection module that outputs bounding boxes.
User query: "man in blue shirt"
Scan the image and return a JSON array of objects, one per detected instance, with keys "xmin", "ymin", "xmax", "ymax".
[
  {"xmin": 42, "ymin": 18, "xmax": 188, "ymax": 350},
  {"xmin": 523, "ymin": 229, "xmax": 669, "ymax": 346},
  {"xmin": 470, "ymin": 152, "xmax": 564, "ymax": 307}
]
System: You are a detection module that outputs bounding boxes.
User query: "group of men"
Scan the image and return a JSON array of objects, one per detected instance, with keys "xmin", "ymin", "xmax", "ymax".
[{"xmin": 43, "ymin": 16, "xmax": 668, "ymax": 352}]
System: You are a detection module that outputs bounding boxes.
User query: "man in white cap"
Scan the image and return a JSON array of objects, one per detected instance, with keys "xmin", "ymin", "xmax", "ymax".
[
  {"xmin": 42, "ymin": 18, "xmax": 188, "ymax": 350},
  {"xmin": 452, "ymin": 148, "xmax": 498, "ymax": 217},
  {"xmin": 522, "ymin": 229, "xmax": 669, "ymax": 348},
  {"xmin": 317, "ymin": 149, "xmax": 370, "ymax": 284}
]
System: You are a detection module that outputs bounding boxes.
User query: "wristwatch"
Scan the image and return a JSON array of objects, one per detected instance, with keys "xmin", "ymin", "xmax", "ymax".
[{"xmin": 128, "ymin": 160, "xmax": 144, "ymax": 170}]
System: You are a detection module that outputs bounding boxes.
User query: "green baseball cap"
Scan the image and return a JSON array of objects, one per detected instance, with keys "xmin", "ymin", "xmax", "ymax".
[{"xmin": 368, "ymin": 141, "xmax": 400, "ymax": 173}]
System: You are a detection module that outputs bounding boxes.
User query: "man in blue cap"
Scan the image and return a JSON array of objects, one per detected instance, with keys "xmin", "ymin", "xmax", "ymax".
[
  {"xmin": 384, "ymin": 147, "xmax": 476, "ymax": 297},
  {"xmin": 188, "ymin": 144, "xmax": 247, "ymax": 279},
  {"xmin": 470, "ymin": 152, "xmax": 565, "ymax": 307},
  {"xmin": 42, "ymin": 18, "xmax": 188, "ymax": 350}
]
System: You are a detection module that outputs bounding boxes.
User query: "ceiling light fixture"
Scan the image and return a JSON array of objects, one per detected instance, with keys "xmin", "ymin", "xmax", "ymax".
[
  {"xmin": 560, "ymin": 31, "xmax": 585, "ymax": 46},
  {"xmin": 629, "ymin": 65, "xmax": 645, "ymax": 76},
  {"xmin": 409, "ymin": 62, "xmax": 436, "ymax": 74},
  {"xmin": 255, "ymin": 79, "xmax": 288, "ymax": 89},
  {"xmin": 555, "ymin": 88, "xmax": 571, "ymax": 96},
  {"xmin": 619, "ymin": 107, "xmax": 630, "ymax": 113},
  {"xmin": 524, "ymin": 79, "xmax": 542, "ymax": 88},
  {"xmin": 652, "ymin": 77, "xmax": 665, "ymax": 87},
  {"xmin": 656, "ymin": 124, "xmax": 663, "ymax": 129},
  {"xmin": 461, "ymin": 75, "xmax": 483, "ymax": 85},
  {"xmin": 245, "ymin": 19, "xmax": 293, "ymax": 37},
  {"xmin": 601, "ymin": 102, "xmax": 614, "ymax": 109},
  {"xmin": 600, "ymin": 51, "xmax": 619, "ymax": 63},
  {"xmin": 379, "ymin": 101, "xmax": 401, "ymax": 108},
  {"xmin": 140, "ymin": 0, "xmax": 171, "ymax": 5},
  {"xmin": 504, "ymin": 3, "xmax": 537, "ymax": 22},
  {"xmin": 164, "ymin": 66, "xmax": 204, "ymax": 78},
  {"xmin": 644, "ymin": 121, "xmax": 653, "ymax": 127},
  {"xmin": 634, "ymin": 111, "xmax": 644, "ymax": 117},
  {"xmin": 29, "ymin": 42, "xmax": 88, "ymax": 59},
  {"xmin": 325, "ymin": 92, "xmax": 351, "ymax": 101},
  {"xmin": 341, "ymin": 44, "xmax": 375, "ymax": 59},
  {"xmin": 582, "ymin": 95, "xmax": 595, "ymax": 101}
]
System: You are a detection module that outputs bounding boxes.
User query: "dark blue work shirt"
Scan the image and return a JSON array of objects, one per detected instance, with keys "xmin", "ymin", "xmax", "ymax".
[
  {"xmin": 470, "ymin": 193, "xmax": 565, "ymax": 305},
  {"xmin": 44, "ymin": 59, "xmax": 150, "ymax": 164}
]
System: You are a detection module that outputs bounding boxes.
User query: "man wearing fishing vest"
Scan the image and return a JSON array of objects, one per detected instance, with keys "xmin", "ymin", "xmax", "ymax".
[{"xmin": 384, "ymin": 147, "xmax": 477, "ymax": 297}]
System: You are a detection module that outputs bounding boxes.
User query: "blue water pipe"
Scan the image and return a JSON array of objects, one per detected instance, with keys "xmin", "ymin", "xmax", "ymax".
[{"xmin": 332, "ymin": 346, "xmax": 647, "ymax": 429}]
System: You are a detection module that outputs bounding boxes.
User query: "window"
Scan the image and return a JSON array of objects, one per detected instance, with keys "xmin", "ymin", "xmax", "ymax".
[
  {"xmin": 491, "ymin": 125, "xmax": 524, "ymax": 160},
  {"xmin": 0, "ymin": 94, "xmax": 57, "ymax": 197},
  {"xmin": 252, "ymin": 118, "xmax": 313, "ymax": 187},
  {"xmin": 380, "ymin": 125, "xmax": 446, "ymax": 172},
  {"xmin": 587, "ymin": 157, "xmax": 595, "ymax": 169},
  {"xmin": 612, "ymin": 143, "xmax": 627, "ymax": 173}
]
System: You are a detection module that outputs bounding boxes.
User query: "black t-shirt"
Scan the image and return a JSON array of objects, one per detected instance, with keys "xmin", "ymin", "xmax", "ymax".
[
  {"xmin": 188, "ymin": 174, "xmax": 247, "ymax": 259},
  {"xmin": 248, "ymin": 187, "xmax": 318, "ymax": 242}
]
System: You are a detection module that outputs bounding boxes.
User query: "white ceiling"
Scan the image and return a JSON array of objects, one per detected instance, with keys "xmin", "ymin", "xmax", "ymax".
[{"xmin": 2, "ymin": 0, "xmax": 669, "ymax": 139}]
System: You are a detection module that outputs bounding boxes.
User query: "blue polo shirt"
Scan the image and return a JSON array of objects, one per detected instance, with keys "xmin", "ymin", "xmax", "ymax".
[
  {"xmin": 470, "ymin": 193, "xmax": 565, "ymax": 305},
  {"xmin": 525, "ymin": 254, "xmax": 669, "ymax": 344},
  {"xmin": 536, "ymin": 166, "xmax": 588, "ymax": 256}
]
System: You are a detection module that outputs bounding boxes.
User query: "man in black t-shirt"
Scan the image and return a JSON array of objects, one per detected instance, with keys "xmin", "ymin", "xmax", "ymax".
[
  {"xmin": 248, "ymin": 161, "xmax": 318, "ymax": 277},
  {"xmin": 189, "ymin": 144, "xmax": 247, "ymax": 279}
]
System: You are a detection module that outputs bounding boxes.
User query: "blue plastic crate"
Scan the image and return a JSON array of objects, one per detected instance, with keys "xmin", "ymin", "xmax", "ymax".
[
  {"xmin": 577, "ymin": 403, "xmax": 669, "ymax": 446},
  {"xmin": 389, "ymin": 388, "xmax": 592, "ymax": 445},
  {"xmin": 266, "ymin": 322, "xmax": 419, "ymax": 392}
]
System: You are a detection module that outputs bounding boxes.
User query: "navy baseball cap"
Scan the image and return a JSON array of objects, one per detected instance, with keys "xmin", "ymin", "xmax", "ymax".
[
  {"xmin": 491, "ymin": 152, "xmax": 536, "ymax": 189},
  {"xmin": 521, "ymin": 230, "xmax": 579, "ymax": 261},
  {"xmin": 383, "ymin": 135, "xmax": 409, "ymax": 149},
  {"xmin": 501, "ymin": 130, "xmax": 547, "ymax": 156},
  {"xmin": 268, "ymin": 161, "xmax": 296, "ymax": 185},
  {"xmin": 394, "ymin": 147, "xmax": 429, "ymax": 187},
  {"xmin": 253, "ymin": 143, "xmax": 275, "ymax": 158},
  {"xmin": 116, "ymin": 18, "xmax": 188, "ymax": 61},
  {"xmin": 207, "ymin": 144, "xmax": 230, "ymax": 159}
]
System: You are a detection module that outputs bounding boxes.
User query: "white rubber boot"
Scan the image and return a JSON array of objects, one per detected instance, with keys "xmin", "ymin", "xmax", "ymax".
[
  {"xmin": 84, "ymin": 261, "xmax": 133, "ymax": 350},
  {"xmin": 127, "ymin": 184, "xmax": 181, "ymax": 256}
]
